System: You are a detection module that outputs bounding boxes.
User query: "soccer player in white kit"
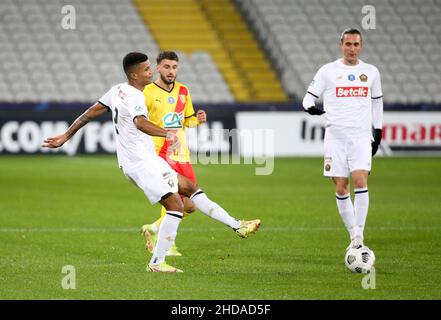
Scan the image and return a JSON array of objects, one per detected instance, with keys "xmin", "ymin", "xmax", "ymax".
[
  {"xmin": 302, "ymin": 29, "xmax": 383, "ymax": 249},
  {"xmin": 42, "ymin": 52, "xmax": 260, "ymax": 273}
]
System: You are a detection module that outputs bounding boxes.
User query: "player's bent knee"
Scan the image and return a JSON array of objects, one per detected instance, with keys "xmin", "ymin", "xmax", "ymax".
[
  {"xmin": 177, "ymin": 175, "xmax": 198, "ymax": 197},
  {"xmin": 160, "ymin": 193, "xmax": 184, "ymax": 213},
  {"xmin": 183, "ymin": 197, "xmax": 196, "ymax": 214},
  {"xmin": 184, "ymin": 203, "xmax": 196, "ymax": 214}
]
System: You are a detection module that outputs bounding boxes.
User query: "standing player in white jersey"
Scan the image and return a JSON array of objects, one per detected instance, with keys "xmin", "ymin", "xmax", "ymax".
[
  {"xmin": 42, "ymin": 52, "xmax": 260, "ymax": 273},
  {"xmin": 302, "ymin": 28, "xmax": 383, "ymax": 250}
]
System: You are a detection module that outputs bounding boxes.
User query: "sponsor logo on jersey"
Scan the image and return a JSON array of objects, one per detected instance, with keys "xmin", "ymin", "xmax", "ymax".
[
  {"xmin": 348, "ymin": 74, "xmax": 356, "ymax": 81},
  {"xmin": 134, "ymin": 105, "xmax": 143, "ymax": 112},
  {"xmin": 336, "ymin": 87, "xmax": 369, "ymax": 97},
  {"xmin": 179, "ymin": 94, "xmax": 186, "ymax": 104},
  {"xmin": 309, "ymin": 79, "xmax": 315, "ymax": 87},
  {"xmin": 359, "ymin": 74, "xmax": 368, "ymax": 82},
  {"xmin": 163, "ymin": 111, "xmax": 183, "ymax": 128},
  {"xmin": 168, "ymin": 97, "xmax": 175, "ymax": 104}
]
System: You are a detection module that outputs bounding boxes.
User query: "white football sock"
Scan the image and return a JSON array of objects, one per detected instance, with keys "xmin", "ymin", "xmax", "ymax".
[
  {"xmin": 354, "ymin": 188, "xmax": 369, "ymax": 240},
  {"xmin": 149, "ymin": 211, "xmax": 182, "ymax": 265},
  {"xmin": 190, "ymin": 189, "xmax": 241, "ymax": 229},
  {"xmin": 336, "ymin": 193, "xmax": 356, "ymax": 240}
]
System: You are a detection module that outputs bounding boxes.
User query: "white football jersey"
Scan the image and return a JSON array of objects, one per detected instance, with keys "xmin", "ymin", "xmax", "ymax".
[
  {"xmin": 98, "ymin": 83, "xmax": 156, "ymax": 169},
  {"xmin": 306, "ymin": 59, "xmax": 382, "ymax": 136}
]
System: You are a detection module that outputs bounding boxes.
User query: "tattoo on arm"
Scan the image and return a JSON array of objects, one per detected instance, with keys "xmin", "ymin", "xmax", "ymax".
[
  {"xmin": 78, "ymin": 114, "xmax": 91, "ymax": 125},
  {"xmin": 66, "ymin": 113, "xmax": 91, "ymax": 138}
]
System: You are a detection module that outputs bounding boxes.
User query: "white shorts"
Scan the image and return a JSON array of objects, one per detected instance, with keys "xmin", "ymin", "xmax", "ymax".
[
  {"xmin": 323, "ymin": 132, "xmax": 372, "ymax": 177},
  {"xmin": 122, "ymin": 156, "xmax": 179, "ymax": 204}
]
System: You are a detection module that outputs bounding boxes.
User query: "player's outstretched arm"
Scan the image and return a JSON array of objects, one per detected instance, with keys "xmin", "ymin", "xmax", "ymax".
[{"xmin": 42, "ymin": 102, "xmax": 109, "ymax": 149}]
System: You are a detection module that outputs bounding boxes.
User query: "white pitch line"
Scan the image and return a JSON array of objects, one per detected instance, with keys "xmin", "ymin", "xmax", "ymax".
[{"xmin": 0, "ymin": 226, "xmax": 440, "ymax": 233}]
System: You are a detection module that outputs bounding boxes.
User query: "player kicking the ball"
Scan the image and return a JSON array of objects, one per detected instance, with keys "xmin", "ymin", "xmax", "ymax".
[
  {"xmin": 42, "ymin": 52, "xmax": 260, "ymax": 273},
  {"xmin": 140, "ymin": 51, "xmax": 207, "ymax": 257},
  {"xmin": 302, "ymin": 28, "xmax": 383, "ymax": 250}
]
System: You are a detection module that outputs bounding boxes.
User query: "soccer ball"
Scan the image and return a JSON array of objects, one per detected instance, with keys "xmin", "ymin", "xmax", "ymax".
[{"xmin": 344, "ymin": 246, "xmax": 375, "ymax": 273}]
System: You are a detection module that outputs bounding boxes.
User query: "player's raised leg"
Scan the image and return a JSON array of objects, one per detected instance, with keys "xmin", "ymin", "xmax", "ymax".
[{"xmin": 177, "ymin": 175, "xmax": 261, "ymax": 238}]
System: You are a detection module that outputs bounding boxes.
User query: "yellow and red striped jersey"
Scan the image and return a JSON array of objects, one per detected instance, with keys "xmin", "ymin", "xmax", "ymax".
[{"xmin": 143, "ymin": 81, "xmax": 199, "ymax": 162}]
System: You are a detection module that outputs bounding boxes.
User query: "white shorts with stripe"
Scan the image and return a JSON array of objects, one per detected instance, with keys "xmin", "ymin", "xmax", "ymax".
[
  {"xmin": 323, "ymin": 130, "xmax": 372, "ymax": 177},
  {"xmin": 122, "ymin": 156, "xmax": 179, "ymax": 204}
]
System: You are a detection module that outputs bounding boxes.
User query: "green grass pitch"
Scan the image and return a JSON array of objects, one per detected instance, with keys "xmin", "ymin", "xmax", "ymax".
[{"xmin": 1, "ymin": 155, "xmax": 440, "ymax": 299}]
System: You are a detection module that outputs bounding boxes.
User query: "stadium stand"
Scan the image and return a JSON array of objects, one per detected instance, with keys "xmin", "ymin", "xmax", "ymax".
[
  {"xmin": 133, "ymin": 0, "xmax": 286, "ymax": 103},
  {"xmin": 198, "ymin": 0, "xmax": 287, "ymax": 102},
  {"xmin": 1, "ymin": 0, "xmax": 441, "ymax": 104},
  {"xmin": 236, "ymin": 0, "xmax": 441, "ymax": 103},
  {"xmin": 0, "ymin": 0, "xmax": 233, "ymax": 103}
]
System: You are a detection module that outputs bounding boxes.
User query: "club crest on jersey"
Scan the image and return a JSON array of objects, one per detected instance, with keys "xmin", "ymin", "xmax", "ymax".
[
  {"xmin": 359, "ymin": 74, "xmax": 368, "ymax": 82},
  {"xmin": 348, "ymin": 74, "xmax": 356, "ymax": 81},
  {"xmin": 163, "ymin": 111, "xmax": 184, "ymax": 129},
  {"xmin": 179, "ymin": 94, "xmax": 186, "ymax": 104},
  {"xmin": 118, "ymin": 89, "xmax": 127, "ymax": 100},
  {"xmin": 168, "ymin": 97, "xmax": 175, "ymax": 104},
  {"xmin": 324, "ymin": 157, "xmax": 332, "ymax": 172}
]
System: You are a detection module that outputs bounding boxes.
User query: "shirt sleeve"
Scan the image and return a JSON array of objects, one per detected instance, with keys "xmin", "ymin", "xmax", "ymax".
[
  {"xmin": 371, "ymin": 67, "xmax": 383, "ymax": 129},
  {"xmin": 307, "ymin": 65, "xmax": 327, "ymax": 98},
  {"xmin": 127, "ymin": 91, "xmax": 148, "ymax": 122},
  {"xmin": 302, "ymin": 65, "xmax": 326, "ymax": 110},
  {"xmin": 98, "ymin": 88, "xmax": 112, "ymax": 111},
  {"xmin": 183, "ymin": 91, "xmax": 199, "ymax": 127},
  {"xmin": 371, "ymin": 67, "xmax": 383, "ymax": 99}
]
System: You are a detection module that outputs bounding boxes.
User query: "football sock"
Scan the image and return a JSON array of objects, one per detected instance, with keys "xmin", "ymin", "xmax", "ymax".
[
  {"xmin": 149, "ymin": 210, "xmax": 183, "ymax": 265},
  {"xmin": 354, "ymin": 188, "xmax": 369, "ymax": 240},
  {"xmin": 190, "ymin": 189, "xmax": 241, "ymax": 229},
  {"xmin": 336, "ymin": 193, "xmax": 356, "ymax": 240}
]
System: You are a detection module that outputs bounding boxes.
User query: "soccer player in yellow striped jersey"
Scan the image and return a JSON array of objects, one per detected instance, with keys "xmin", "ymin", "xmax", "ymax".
[{"xmin": 141, "ymin": 51, "xmax": 207, "ymax": 256}]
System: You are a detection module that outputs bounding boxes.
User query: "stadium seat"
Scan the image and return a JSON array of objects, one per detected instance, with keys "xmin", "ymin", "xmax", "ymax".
[
  {"xmin": 0, "ymin": 0, "xmax": 231, "ymax": 103},
  {"xmin": 238, "ymin": 0, "xmax": 441, "ymax": 103}
]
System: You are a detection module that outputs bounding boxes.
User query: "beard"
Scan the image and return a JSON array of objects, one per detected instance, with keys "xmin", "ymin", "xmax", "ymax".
[{"xmin": 161, "ymin": 74, "xmax": 175, "ymax": 84}]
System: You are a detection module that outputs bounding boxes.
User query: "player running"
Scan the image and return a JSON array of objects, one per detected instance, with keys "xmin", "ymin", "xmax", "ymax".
[
  {"xmin": 42, "ymin": 52, "xmax": 260, "ymax": 273},
  {"xmin": 140, "ymin": 51, "xmax": 206, "ymax": 257},
  {"xmin": 302, "ymin": 28, "xmax": 383, "ymax": 250}
]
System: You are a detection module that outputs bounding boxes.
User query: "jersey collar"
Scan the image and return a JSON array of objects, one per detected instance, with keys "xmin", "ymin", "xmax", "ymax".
[{"xmin": 153, "ymin": 81, "xmax": 175, "ymax": 93}]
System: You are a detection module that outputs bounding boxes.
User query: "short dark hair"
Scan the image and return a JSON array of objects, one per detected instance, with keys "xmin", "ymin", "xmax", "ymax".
[
  {"xmin": 340, "ymin": 28, "xmax": 362, "ymax": 42},
  {"xmin": 123, "ymin": 52, "xmax": 148, "ymax": 75},
  {"xmin": 156, "ymin": 51, "xmax": 179, "ymax": 64}
]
